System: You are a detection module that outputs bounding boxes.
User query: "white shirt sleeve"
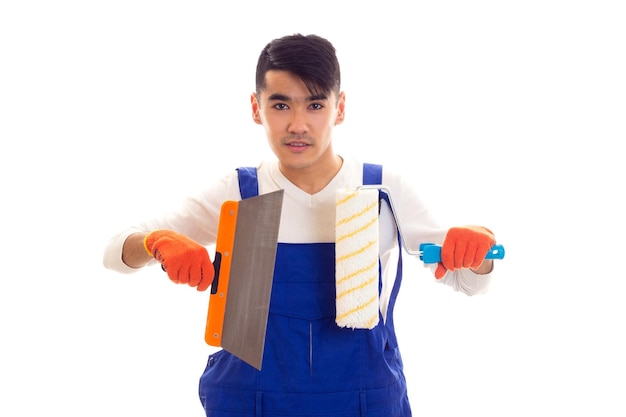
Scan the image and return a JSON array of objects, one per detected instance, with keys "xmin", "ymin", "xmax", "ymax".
[
  {"xmin": 102, "ymin": 170, "xmax": 241, "ymax": 274},
  {"xmin": 381, "ymin": 167, "xmax": 491, "ymax": 296},
  {"xmin": 102, "ymin": 227, "xmax": 152, "ymax": 274}
]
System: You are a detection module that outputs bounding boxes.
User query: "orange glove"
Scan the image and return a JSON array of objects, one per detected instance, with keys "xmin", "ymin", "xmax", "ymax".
[
  {"xmin": 434, "ymin": 226, "xmax": 495, "ymax": 279},
  {"xmin": 144, "ymin": 230, "xmax": 214, "ymax": 291}
]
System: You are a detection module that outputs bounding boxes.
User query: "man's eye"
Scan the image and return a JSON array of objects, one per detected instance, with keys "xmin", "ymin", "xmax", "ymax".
[
  {"xmin": 310, "ymin": 103, "xmax": 323, "ymax": 110},
  {"xmin": 274, "ymin": 103, "xmax": 288, "ymax": 110}
]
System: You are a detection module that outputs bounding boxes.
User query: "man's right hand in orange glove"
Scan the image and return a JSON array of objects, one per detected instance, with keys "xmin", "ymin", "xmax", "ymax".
[{"xmin": 143, "ymin": 229, "xmax": 214, "ymax": 291}]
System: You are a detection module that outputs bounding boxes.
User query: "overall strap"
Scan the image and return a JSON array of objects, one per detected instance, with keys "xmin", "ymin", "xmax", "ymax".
[
  {"xmin": 362, "ymin": 162, "xmax": 383, "ymax": 185},
  {"xmin": 236, "ymin": 167, "xmax": 259, "ymax": 199},
  {"xmin": 362, "ymin": 163, "xmax": 404, "ymax": 327}
]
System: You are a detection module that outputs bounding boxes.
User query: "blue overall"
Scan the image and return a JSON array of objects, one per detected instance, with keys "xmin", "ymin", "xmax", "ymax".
[{"xmin": 199, "ymin": 164, "xmax": 411, "ymax": 417}]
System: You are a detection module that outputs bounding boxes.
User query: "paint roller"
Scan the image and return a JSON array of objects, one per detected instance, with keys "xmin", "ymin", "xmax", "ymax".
[
  {"xmin": 335, "ymin": 188, "xmax": 380, "ymax": 329},
  {"xmin": 335, "ymin": 185, "xmax": 505, "ymax": 329}
]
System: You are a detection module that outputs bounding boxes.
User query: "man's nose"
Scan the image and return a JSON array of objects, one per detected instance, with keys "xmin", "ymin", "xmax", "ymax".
[{"xmin": 287, "ymin": 108, "xmax": 308, "ymax": 134}]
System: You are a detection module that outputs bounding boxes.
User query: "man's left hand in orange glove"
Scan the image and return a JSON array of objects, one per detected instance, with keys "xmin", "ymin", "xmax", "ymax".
[{"xmin": 434, "ymin": 226, "xmax": 495, "ymax": 279}]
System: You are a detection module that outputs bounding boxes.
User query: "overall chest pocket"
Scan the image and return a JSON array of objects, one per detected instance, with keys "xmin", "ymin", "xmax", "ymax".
[{"xmin": 269, "ymin": 243, "xmax": 337, "ymax": 320}]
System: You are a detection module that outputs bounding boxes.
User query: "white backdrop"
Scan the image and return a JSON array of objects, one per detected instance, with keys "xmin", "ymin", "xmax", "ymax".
[{"xmin": 1, "ymin": 1, "xmax": 625, "ymax": 416}]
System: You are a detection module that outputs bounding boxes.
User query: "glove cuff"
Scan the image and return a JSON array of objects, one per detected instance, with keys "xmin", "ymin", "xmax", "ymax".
[{"xmin": 143, "ymin": 231, "xmax": 155, "ymax": 256}]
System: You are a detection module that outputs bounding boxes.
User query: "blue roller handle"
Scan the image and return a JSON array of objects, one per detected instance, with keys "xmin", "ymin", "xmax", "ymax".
[{"xmin": 419, "ymin": 243, "xmax": 505, "ymax": 264}]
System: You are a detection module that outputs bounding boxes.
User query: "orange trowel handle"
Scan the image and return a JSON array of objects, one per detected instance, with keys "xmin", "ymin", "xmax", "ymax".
[{"xmin": 205, "ymin": 201, "xmax": 239, "ymax": 347}]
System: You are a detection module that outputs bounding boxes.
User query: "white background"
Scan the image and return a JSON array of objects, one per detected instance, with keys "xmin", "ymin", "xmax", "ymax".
[{"xmin": 1, "ymin": 1, "xmax": 625, "ymax": 416}]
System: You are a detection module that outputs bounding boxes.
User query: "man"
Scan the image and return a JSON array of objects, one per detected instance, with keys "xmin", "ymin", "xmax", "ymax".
[{"xmin": 104, "ymin": 33, "xmax": 496, "ymax": 416}]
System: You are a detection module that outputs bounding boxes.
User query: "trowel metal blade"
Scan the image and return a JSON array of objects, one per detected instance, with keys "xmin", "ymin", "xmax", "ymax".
[{"xmin": 205, "ymin": 189, "xmax": 283, "ymax": 370}]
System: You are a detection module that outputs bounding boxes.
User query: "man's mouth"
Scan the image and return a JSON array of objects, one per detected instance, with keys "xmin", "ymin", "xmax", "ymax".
[{"xmin": 285, "ymin": 141, "xmax": 311, "ymax": 152}]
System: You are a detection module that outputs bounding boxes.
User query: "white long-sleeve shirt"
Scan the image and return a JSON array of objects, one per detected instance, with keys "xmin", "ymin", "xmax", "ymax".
[{"xmin": 103, "ymin": 157, "xmax": 490, "ymax": 315}]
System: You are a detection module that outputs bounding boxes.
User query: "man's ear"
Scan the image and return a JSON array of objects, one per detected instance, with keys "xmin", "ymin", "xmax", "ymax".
[
  {"xmin": 334, "ymin": 91, "xmax": 346, "ymax": 126},
  {"xmin": 251, "ymin": 93, "xmax": 262, "ymax": 124}
]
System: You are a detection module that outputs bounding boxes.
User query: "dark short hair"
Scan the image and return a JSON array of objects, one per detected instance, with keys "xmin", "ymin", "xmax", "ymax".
[{"xmin": 255, "ymin": 34, "xmax": 341, "ymax": 98}]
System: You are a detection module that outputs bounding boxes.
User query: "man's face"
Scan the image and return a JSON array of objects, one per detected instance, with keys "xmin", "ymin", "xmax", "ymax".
[{"xmin": 251, "ymin": 70, "xmax": 345, "ymax": 176}]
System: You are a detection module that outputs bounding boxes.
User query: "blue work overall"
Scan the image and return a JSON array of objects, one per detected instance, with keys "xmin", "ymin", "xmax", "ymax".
[{"xmin": 199, "ymin": 164, "xmax": 411, "ymax": 417}]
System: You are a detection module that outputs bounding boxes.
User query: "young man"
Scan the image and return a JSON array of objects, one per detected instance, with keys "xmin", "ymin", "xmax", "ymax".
[{"xmin": 103, "ymin": 33, "xmax": 496, "ymax": 417}]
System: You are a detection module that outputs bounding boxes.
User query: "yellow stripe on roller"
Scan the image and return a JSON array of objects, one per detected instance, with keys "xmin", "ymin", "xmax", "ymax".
[
  {"xmin": 336, "ymin": 216, "xmax": 378, "ymax": 244},
  {"xmin": 364, "ymin": 314, "xmax": 378, "ymax": 329},
  {"xmin": 335, "ymin": 239, "xmax": 377, "ymax": 263},
  {"xmin": 335, "ymin": 294, "xmax": 378, "ymax": 322},
  {"xmin": 336, "ymin": 274, "xmax": 378, "ymax": 299},
  {"xmin": 335, "ymin": 191, "xmax": 358, "ymax": 206},
  {"xmin": 336, "ymin": 259, "xmax": 378, "ymax": 286},
  {"xmin": 336, "ymin": 199, "xmax": 378, "ymax": 228}
]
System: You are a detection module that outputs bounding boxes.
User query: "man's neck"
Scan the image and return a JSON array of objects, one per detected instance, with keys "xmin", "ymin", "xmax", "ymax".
[{"xmin": 279, "ymin": 155, "xmax": 343, "ymax": 195}]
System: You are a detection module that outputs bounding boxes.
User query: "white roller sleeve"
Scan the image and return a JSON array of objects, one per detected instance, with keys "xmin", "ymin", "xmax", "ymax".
[{"xmin": 335, "ymin": 188, "xmax": 380, "ymax": 329}]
